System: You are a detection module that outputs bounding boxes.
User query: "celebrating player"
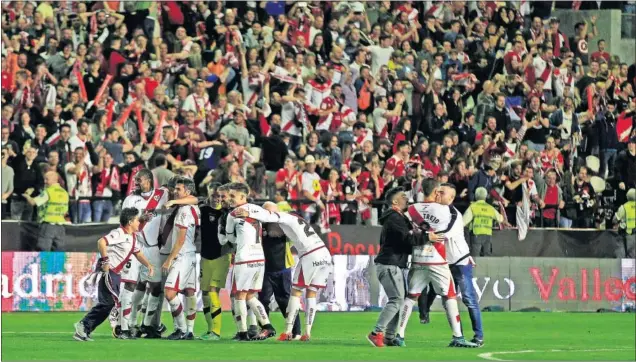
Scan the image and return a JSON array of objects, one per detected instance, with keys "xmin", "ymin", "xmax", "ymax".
[
  {"xmin": 117, "ymin": 169, "xmax": 197, "ymax": 339},
  {"xmin": 160, "ymin": 177, "xmax": 201, "ymax": 340},
  {"xmin": 74, "ymin": 208, "xmax": 154, "ymax": 341},
  {"xmin": 199, "ymin": 183, "xmax": 232, "ymax": 340},
  {"xmin": 397, "ymin": 179, "xmax": 478, "ymax": 348},
  {"xmin": 418, "ymin": 184, "xmax": 484, "ymax": 346},
  {"xmin": 222, "ymin": 182, "xmax": 278, "ymax": 341},
  {"xmin": 232, "ymin": 201, "xmax": 333, "ymax": 341}
]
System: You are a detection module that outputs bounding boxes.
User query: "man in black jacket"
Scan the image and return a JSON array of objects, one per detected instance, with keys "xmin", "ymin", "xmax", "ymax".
[{"xmin": 367, "ymin": 187, "xmax": 426, "ymax": 348}]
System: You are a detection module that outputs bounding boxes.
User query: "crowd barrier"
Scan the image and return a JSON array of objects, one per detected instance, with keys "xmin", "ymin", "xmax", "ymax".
[
  {"xmin": 0, "ymin": 221, "xmax": 626, "ymax": 258},
  {"xmin": 1, "ymin": 252, "xmax": 634, "ymax": 313}
]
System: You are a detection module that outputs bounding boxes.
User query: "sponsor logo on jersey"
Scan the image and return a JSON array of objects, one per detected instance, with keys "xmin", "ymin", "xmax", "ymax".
[{"xmin": 312, "ymin": 259, "xmax": 331, "ymax": 267}]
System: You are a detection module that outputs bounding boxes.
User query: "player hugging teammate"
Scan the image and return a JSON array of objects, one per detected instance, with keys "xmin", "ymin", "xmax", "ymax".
[{"xmin": 76, "ymin": 178, "xmax": 335, "ymax": 342}]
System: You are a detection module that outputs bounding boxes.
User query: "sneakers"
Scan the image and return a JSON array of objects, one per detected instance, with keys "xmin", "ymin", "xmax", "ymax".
[
  {"xmin": 292, "ymin": 334, "xmax": 302, "ymax": 341},
  {"xmin": 166, "ymin": 330, "xmax": 186, "ymax": 340},
  {"xmin": 300, "ymin": 334, "xmax": 310, "ymax": 342},
  {"xmin": 449, "ymin": 336, "xmax": 479, "ymax": 348},
  {"xmin": 471, "ymin": 337, "xmax": 484, "ymax": 347},
  {"xmin": 118, "ymin": 330, "xmax": 137, "ymax": 340},
  {"xmin": 130, "ymin": 326, "xmax": 141, "ymax": 338},
  {"xmin": 112, "ymin": 325, "xmax": 122, "ymax": 339},
  {"xmin": 183, "ymin": 332, "xmax": 195, "ymax": 340},
  {"xmin": 200, "ymin": 332, "xmax": 221, "ymax": 341},
  {"xmin": 386, "ymin": 335, "xmax": 406, "ymax": 347},
  {"xmin": 420, "ymin": 313, "xmax": 430, "ymax": 324},
  {"xmin": 231, "ymin": 332, "xmax": 242, "ymax": 341},
  {"xmin": 255, "ymin": 325, "xmax": 276, "ymax": 340},
  {"xmin": 277, "ymin": 332, "xmax": 293, "ymax": 342},
  {"xmin": 73, "ymin": 322, "xmax": 93, "ymax": 342},
  {"xmin": 156, "ymin": 323, "xmax": 167, "ymax": 335},
  {"xmin": 247, "ymin": 325, "xmax": 260, "ymax": 340},
  {"xmin": 367, "ymin": 331, "xmax": 385, "ymax": 347},
  {"xmin": 235, "ymin": 332, "xmax": 250, "ymax": 341}
]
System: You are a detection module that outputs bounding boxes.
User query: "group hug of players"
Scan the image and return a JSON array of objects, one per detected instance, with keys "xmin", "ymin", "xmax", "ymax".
[
  {"xmin": 73, "ymin": 169, "xmax": 333, "ymax": 342},
  {"xmin": 73, "ymin": 169, "xmax": 481, "ymax": 347}
]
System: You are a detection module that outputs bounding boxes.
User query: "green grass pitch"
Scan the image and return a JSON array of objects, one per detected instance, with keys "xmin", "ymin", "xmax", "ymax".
[{"xmin": 1, "ymin": 312, "xmax": 635, "ymax": 361}]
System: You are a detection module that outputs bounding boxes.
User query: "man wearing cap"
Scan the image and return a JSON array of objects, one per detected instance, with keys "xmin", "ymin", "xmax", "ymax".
[
  {"xmin": 613, "ymin": 188, "xmax": 636, "ymax": 258},
  {"xmin": 463, "ymin": 187, "xmax": 504, "ymax": 257},
  {"xmin": 300, "ymin": 155, "xmax": 324, "ymax": 222},
  {"xmin": 220, "ymin": 110, "xmax": 251, "ymax": 148}
]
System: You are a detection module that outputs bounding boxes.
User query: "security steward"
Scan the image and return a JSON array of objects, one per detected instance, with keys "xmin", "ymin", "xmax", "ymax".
[
  {"xmin": 367, "ymin": 187, "xmax": 427, "ymax": 348},
  {"xmin": 199, "ymin": 183, "xmax": 233, "ymax": 340},
  {"xmin": 22, "ymin": 171, "xmax": 69, "ymax": 251},
  {"xmin": 463, "ymin": 187, "xmax": 503, "ymax": 257},
  {"xmin": 258, "ymin": 203, "xmax": 302, "ymax": 339},
  {"xmin": 614, "ymin": 188, "xmax": 636, "ymax": 258}
]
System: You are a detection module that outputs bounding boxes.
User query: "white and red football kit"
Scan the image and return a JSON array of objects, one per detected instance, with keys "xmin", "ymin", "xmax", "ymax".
[
  {"xmin": 304, "ymin": 78, "xmax": 332, "ymax": 109},
  {"xmin": 384, "ymin": 155, "xmax": 406, "ymax": 178},
  {"xmin": 163, "ymin": 205, "xmax": 200, "ymax": 293},
  {"xmin": 223, "ymin": 203, "xmax": 279, "ymax": 293},
  {"xmin": 406, "ymin": 202, "xmax": 459, "ymax": 298},
  {"xmin": 121, "ymin": 187, "xmax": 170, "ymax": 283}
]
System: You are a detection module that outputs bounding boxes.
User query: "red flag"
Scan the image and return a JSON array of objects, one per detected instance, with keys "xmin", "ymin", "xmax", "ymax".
[
  {"xmin": 93, "ymin": 74, "xmax": 113, "ymax": 107},
  {"xmin": 75, "ymin": 69, "xmax": 88, "ymax": 103},
  {"xmin": 135, "ymin": 105, "xmax": 145, "ymax": 140},
  {"xmin": 617, "ymin": 110, "xmax": 634, "ymax": 143},
  {"xmin": 105, "ymin": 100, "xmax": 115, "ymax": 127},
  {"xmin": 152, "ymin": 111, "xmax": 167, "ymax": 145},
  {"xmin": 116, "ymin": 103, "xmax": 136, "ymax": 127}
]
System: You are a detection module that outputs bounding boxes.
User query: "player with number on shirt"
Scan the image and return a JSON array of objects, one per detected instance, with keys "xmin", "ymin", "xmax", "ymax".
[
  {"xmin": 232, "ymin": 201, "xmax": 334, "ymax": 342},
  {"xmin": 222, "ymin": 182, "xmax": 279, "ymax": 341},
  {"xmin": 396, "ymin": 179, "xmax": 478, "ymax": 348},
  {"xmin": 117, "ymin": 169, "xmax": 197, "ymax": 339}
]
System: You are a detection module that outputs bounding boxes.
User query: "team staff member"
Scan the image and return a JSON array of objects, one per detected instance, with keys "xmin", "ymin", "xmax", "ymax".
[
  {"xmin": 614, "ymin": 188, "xmax": 636, "ymax": 258},
  {"xmin": 367, "ymin": 187, "xmax": 427, "ymax": 348},
  {"xmin": 22, "ymin": 171, "xmax": 70, "ymax": 251},
  {"xmin": 73, "ymin": 208, "xmax": 154, "ymax": 341},
  {"xmin": 258, "ymin": 205, "xmax": 302, "ymax": 340},
  {"xmin": 463, "ymin": 187, "xmax": 504, "ymax": 257},
  {"xmin": 199, "ymin": 183, "xmax": 232, "ymax": 340}
]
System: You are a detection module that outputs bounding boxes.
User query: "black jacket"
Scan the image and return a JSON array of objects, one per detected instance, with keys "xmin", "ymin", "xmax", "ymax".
[
  {"xmin": 262, "ymin": 223, "xmax": 289, "ymax": 272},
  {"xmin": 374, "ymin": 208, "xmax": 423, "ymax": 269}
]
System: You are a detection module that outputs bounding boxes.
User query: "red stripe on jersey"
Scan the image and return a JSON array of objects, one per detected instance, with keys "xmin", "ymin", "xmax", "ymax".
[
  {"xmin": 433, "ymin": 241, "xmax": 446, "ymax": 261},
  {"xmin": 407, "ymin": 206, "xmax": 425, "ymax": 226},
  {"xmin": 189, "ymin": 206, "xmax": 199, "ymax": 226},
  {"xmin": 112, "ymin": 233, "xmax": 136, "ymax": 274}
]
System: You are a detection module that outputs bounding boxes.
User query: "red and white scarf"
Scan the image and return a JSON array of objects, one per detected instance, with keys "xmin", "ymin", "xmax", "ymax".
[{"xmin": 95, "ymin": 166, "xmax": 121, "ymax": 196}]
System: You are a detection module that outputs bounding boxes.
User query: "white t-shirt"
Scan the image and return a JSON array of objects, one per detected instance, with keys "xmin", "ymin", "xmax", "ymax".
[
  {"xmin": 301, "ymin": 171, "xmax": 322, "ymax": 213},
  {"xmin": 368, "ymin": 45, "xmax": 394, "ymax": 75}
]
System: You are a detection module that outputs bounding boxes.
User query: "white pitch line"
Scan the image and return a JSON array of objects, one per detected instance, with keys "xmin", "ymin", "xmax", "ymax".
[
  {"xmin": 478, "ymin": 348, "xmax": 635, "ymax": 361},
  {"xmin": 2, "ymin": 331, "xmax": 109, "ymax": 336}
]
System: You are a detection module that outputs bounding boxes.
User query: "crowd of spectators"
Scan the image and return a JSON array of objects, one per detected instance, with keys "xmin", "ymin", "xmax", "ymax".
[{"xmin": 1, "ymin": 1, "xmax": 635, "ymax": 230}]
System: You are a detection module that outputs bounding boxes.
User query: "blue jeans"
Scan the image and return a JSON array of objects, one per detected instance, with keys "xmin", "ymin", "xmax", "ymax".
[
  {"xmin": 451, "ymin": 264, "xmax": 484, "ymax": 340},
  {"xmin": 559, "ymin": 216, "xmax": 573, "ymax": 228},
  {"xmin": 526, "ymin": 141, "xmax": 545, "ymax": 152},
  {"xmin": 70, "ymin": 201, "xmax": 92, "ymax": 224},
  {"xmin": 92, "ymin": 200, "xmax": 113, "ymax": 222},
  {"xmin": 600, "ymin": 149, "xmax": 617, "ymax": 178}
]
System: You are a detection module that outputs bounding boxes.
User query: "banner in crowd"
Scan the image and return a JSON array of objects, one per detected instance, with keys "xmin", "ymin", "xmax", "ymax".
[
  {"xmin": 0, "ymin": 222, "xmax": 625, "ymax": 259},
  {"xmin": 2, "ymin": 252, "xmax": 634, "ymax": 312}
]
